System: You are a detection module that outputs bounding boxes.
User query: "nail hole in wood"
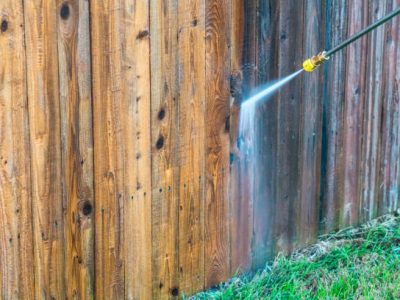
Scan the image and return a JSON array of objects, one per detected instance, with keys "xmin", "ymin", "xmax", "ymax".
[
  {"xmin": 158, "ymin": 108, "xmax": 166, "ymax": 120},
  {"xmin": 136, "ymin": 29, "xmax": 149, "ymax": 40},
  {"xmin": 156, "ymin": 136, "xmax": 164, "ymax": 149},
  {"xmin": 171, "ymin": 287, "xmax": 179, "ymax": 297},
  {"xmin": 60, "ymin": 3, "xmax": 70, "ymax": 20},
  {"xmin": 1, "ymin": 20, "xmax": 8, "ymax": 32},
  {"xmin": 82, "ymin": 201, "xmax": 93, "ymax": 216}
]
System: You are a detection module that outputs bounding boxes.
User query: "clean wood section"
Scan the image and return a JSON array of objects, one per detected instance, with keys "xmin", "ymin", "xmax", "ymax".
[
  {"xmin": 24, "ymin": 0, "xmax": 65, "ymax": 298},
  {"xmin": 0, "ymin": 1, "xmax": 399, "ymax": 298},
  {"xmin": 205, "ymin": 0, "xmax": 231, "ymax": 287},
  {"xmin": 150, "ymin": 0, "xmax": 180, "ymax": 298},
  {"xmin": 177, "ymin": 0, "xmax": 206, "ymax": 295},
  {"xmin": 90, "ymin": 0, "xmax": 124, "ymax": 298},
  {"xmin": 91, "ymin": 0, "xmax": 152, "ymax": 298},
  {"xmin": 0, "ymin": 1, "xmax": 34, "ymax": 298},
  {"xmin": 57, "ymin": 0, "xmax": 95, "ymax": 298}
]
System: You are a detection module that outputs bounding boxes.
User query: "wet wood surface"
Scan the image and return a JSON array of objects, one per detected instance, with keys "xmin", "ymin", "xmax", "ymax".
[{"xmin": 0, "ymin": 1, "xmax": 399, "ymax": 298}]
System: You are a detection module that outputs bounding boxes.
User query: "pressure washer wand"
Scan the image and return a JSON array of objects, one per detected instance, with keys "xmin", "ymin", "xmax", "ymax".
[{"xmin": 302, "ymin": 6, "xmax": 400, "ymax": 72}]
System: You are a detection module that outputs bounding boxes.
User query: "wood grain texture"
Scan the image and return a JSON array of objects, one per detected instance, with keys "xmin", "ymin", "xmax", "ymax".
[
  {"xmin": 91, "ymin": 0, "xmax": 152, "ymax": 298},
  {"xmin": 57, "ymin": 0, "xmax": 94, "ymax": 298},
  {"xmin": 342, "ymin": 0, "xmax": 368, "ymax": 226},
  {"xmin": 360, "ymin": 0, "xmax": 387, "ymax": 223},
  {"xmin": 320, "ymin": 0, "xmax": 348, "ymax": 232},
  {"xmin": 151, "ymin": 0, "xmax": 206, "ymax": 297},
  {"xmin": 204, "ymin": 0, "xmax": 231, "ymax": 287},
  {"xmin": 378, "ymin": 0, "xmax": 400, "ymax": 215},
  {"xmin": 24, "ymin": 0, "xmax": 65, "ymax": 298},
  {"xmin": 121, "ymin": 1, "xmax": 152, "ymax": 299},
  {"xmin": 0, "ymin": 1, "xmax": 399, "ymax": 297},
  {"xmin": 0, "ymin": 1, "xmax": 34, "ymax": 298},
  {"xmin": 176, "ymin": 0, "xmax": 206, "ymax": 296},
  {"xmin": 274, "ymin": 0, "xmax": 304, "ymax": 255},
  {"xmin": 296, "ymin": 0, "xmax": 323, "ymax": 246},
  {"xmin": 150, "ymin": 0, "xmax": 180, "ymax": 298},
  {"xmin": 229, "ymin": 0, "xmax": 253, "ymax": 273},
  {"xmin": 90, "ymin": 1, "xmax": 123, "ymax": 298},
  {"xmin": 253, "ymin": 0, "xmax": 280, "ymax": 268}
]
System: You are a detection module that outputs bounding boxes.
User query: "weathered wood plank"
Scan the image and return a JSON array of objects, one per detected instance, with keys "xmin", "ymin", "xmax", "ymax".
[
  {"xmin": 252, "ymin": 0, "xmax": 280, "ymax": 267},
  {"xmin": 378, "ymin": 0, "xmax": 399, "ymax": 215},
  {"xmin": 0, "ymin": 1, "xmax": 34, "ymax": 298},
  {"xmin": 297, "ymin": 0, "xmax": 323, "ymax": 246},
  {"xmin": 360, "ymin": 0, "xmax": 387, "ymax": 223},
  {"xmin": 150, "ymin": 0, "xmax": 180, "ymax": 298},
  {"xmin": 24, "ymin": 0, "xmax": 65, "ymax": 298},
  {"xmin": 237, "ymin": 0, "xmax": 258, "ymax": 270},
  {"xmin": 57, "ymin": 1, "xmax": 95, "ymax": 298},
  {"xmin": 342, "ymin": 0, "xmax": 368, "ymax": 226},
  {"xmin": 275, "ymin": 0, "xmax": 304, "ymax": 254},
  {"xmin": 393, "ymin": 0, "xmax": 400, "ymax": 213},
  {"xmin": 229, "ymin": 0, "xmax": 253, "ymax": 273},
  {"xmin": 205, "ymin": 0, "xmax": 231, "ymax": 287},
  {"xmin": 320, "ymin": 0, "xmax": 348, "ymax": 232}
]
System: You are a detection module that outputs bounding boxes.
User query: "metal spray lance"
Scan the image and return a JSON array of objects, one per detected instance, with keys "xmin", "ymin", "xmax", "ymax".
[{"xmin": 302, "ymin": 6, "xmax": 400, "ymax": 72}]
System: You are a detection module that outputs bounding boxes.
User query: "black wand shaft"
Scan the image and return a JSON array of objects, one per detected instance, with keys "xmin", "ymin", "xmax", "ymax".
[{"xmin": 326, "ymin": 7, "xmax": 400, "ymax": 57}]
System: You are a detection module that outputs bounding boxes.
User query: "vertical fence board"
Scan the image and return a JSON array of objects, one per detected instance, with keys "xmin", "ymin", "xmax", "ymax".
[
  {"xmin": 237, "ymin": 0, "xmax": 257, "ymax": 269},
  {"xmin": 91, "ymin": 2, "xmax": 123, "ymax": 297},
  {"xmin": 320, "ymin": 0, "xmax": 348, "ymax": 232},
  {"xmin": 24, "ymin": 1, "xmax": 65, "ymax": 298},
  {"xmin": 360, "ymin": 0, "xmax": 387, "ymax": 223},
  {"xmin": 342, "ymin": 0, "xmax": 368, "ymax": 226},
  {"xmin": 57, "ymin": 0, "xmax": 95, "ymax": 298},
  {"xmin": 379, "ymin": 0, "xmax": 400, "ymax": 214},
  {"xmin": 229, "ymin": 0, "xmax": 253, "ymax": 273},
  {"xmin": 0, "ymin": 1, "xmax": 34, "ymax": 298},
  {"xmin": 91, "ymin": 0, "xmax": 153, "ymax": 299},
  {"xmin": 177, "ymin": 0, "xmax": 206, "ymax": 296},
  {"xmin": 150, "ymin": 0, "xmax": 180, "ymax": 298},
  {"xmin": 394, "ymin": 0, "xmax": 400, "ymax": 212},
  {"xmin": 205, "ymin": 0, "xmax": 231, "ymax": 287},
  {"xmin": 297, "ymin": 0, "xmax": 323, "ymax": 246},
  {"xmin": 275, "ymin": 0, "xmax": 304, "ymax": 254},
  {"xmin": 253, "ymin": 0, "xmax": 280, "ymax": 267},
  {"xmin": 121, "ymin": 1, "xmax": 152, "ymax": 299}
]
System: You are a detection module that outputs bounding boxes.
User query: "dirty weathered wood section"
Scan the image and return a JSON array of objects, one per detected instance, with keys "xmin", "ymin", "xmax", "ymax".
[{"xmin": 0, "ymin": 0, "xmax": 399, "ymax": 298}]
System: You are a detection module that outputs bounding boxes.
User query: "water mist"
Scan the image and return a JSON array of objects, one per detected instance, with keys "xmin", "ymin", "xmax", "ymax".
[{"xmin": 238, "ymin": 69, "xmax": 304, "ymax": 224}]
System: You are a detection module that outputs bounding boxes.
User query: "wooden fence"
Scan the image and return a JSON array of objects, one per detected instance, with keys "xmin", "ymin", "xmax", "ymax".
[{"xmin": 0, "ymin": 0, "xmax": 399, "ymax": 299}]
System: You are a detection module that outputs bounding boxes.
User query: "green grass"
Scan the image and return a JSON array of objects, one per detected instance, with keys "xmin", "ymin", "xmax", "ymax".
[{"xmin": 191, "ymin": 212, "xmax": 400, "ymax": 300}]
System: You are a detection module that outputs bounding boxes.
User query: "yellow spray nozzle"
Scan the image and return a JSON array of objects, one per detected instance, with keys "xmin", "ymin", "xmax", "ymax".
[{"xmin": 302, "ymin": 51, "xmax": 329, "ymax": 72}]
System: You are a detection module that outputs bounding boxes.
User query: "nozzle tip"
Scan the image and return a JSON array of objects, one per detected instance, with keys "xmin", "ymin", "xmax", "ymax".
[
  {"xmin": 303, "ymin": 59, "xmax": 315, "ymax": 72},
  {"xmin": 302, "ymin": 51, "xmax": 329, "ymax": 72}
]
